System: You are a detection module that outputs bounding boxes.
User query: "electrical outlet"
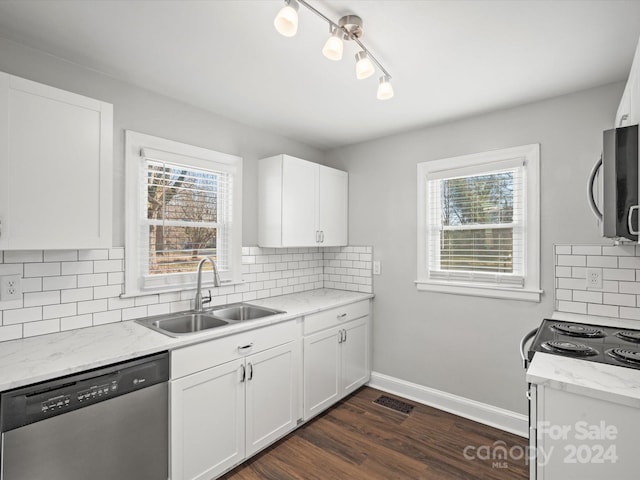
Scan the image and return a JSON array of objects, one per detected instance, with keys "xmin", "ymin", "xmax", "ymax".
[
  {"xmin": 0, "ymin": 275, "xmax": 22, "ymax": 301},
  {"xmin": 586, "ymin": 268, "xmax": 603, "ymax": 290},
  {"xmin": 373, "ymin": 261, "xmax": 381, "ymax": 275}
]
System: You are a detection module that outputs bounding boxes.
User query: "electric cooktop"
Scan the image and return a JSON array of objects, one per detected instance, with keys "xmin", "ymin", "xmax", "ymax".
[{"xmin": 529, "ymin": 319, "xmax": 640, "ymax": 370}]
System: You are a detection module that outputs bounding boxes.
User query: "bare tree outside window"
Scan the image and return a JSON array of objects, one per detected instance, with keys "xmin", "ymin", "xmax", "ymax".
[
  {"xmin": 146, "ymin": 161, "xmax": 227, "ymax": 275},
  {"xmin": 439, "ymin": 171, "xmax": 515, "ymax": 273}
]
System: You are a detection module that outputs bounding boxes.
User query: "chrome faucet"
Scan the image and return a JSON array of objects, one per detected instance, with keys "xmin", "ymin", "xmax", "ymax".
[{"xmin": 194, "ymin": 256, "xmax": 221, "ymax": 312}]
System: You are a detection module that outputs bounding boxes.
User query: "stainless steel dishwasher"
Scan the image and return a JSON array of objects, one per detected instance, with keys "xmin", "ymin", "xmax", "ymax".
[{"xmin": 0, "ymin": 351, "xmax": 169, "ymax": 480}]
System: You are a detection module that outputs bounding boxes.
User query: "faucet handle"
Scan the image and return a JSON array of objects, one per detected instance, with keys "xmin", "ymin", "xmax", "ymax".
[{"xmin": 203, "ymin": 289, "xmax": 212, "ymax": 305}]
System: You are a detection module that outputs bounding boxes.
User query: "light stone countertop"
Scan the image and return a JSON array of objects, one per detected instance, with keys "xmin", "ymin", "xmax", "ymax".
[
  {"xmin": 527, "ymin": 353, "xmax": 640, "ymax": 408},
  {"xmin": 0, "ymin": 288, "xmax": 373, "ymax": 392}
]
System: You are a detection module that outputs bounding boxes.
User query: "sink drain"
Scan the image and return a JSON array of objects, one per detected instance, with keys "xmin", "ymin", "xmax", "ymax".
[{"xmin": 373, "ymin": 395, "xmax": 415, "ymax": 415}]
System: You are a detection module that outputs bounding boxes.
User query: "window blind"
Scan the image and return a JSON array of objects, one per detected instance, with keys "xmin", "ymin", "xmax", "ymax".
[
  {"xmin": 140, "ymin": 158, "xmax": 233, "ymax": 282},
  {"xmin": 426, "ymin": 161, "xmax": 525, "ymax": 287}
]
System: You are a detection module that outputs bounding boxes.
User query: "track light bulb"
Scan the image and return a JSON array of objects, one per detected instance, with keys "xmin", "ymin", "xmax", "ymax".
[
  {"xmin": 355, "ymin": 51, "xmax": 375, "ymax": 80},
  {"xmin": 274, "ymin": 0, "xmax": 299, "ymax": 37},
  {"xmin": 377, "ymin": 75, "xmax": 394, "ymax": 100},
  {"xmin": 322, "ymin": 28, "xmax": 344, "ymax": 61}
]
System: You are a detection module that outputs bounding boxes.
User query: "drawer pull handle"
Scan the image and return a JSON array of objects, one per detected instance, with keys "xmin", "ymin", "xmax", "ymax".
[
  {"xmin": 238, "ymin": 343, "xmax": 254, "ymax": 351},
  {"xmin": 337, "ymin": 313, "xmax": 347, "ymax": 319}
]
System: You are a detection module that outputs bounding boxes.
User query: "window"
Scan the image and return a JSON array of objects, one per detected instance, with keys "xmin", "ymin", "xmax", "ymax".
[
  {"xmin": 125, "ymin": 131, "xmax": 242, "ymax": 296},
  {"xmin": 417, "ymin": 144, "xmax": 541, "ymax": 302}
]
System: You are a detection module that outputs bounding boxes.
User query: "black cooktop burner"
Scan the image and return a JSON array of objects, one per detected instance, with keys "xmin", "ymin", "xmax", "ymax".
[
  {"xmin": 542, "ymin": 340, "xmax": 598, "ymax": 357},
  {"xmin": 550, "ymin": 323, "xmax": 606, "ymax": 338},
  {"xmin": 616, "ymin": 330, "xmax": 640, "ymax": 343},
  {"xmin": 529, "ymin": 319, "xmax": 640, "ymax": 371},
  {"xmin": 607, "ymin": 348, "xmax": 640, "ymax": 365}
]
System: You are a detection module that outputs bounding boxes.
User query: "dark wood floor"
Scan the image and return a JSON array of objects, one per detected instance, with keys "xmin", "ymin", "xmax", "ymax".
[{"xmin": 220, "ymin": 387, "xmax": 529, "ymax": 480}]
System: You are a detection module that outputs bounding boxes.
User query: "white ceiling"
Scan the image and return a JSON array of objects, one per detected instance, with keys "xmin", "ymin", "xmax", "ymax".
[{"xmin": 0, "ymin": 0, "xmax": 639, "ymax": 150}]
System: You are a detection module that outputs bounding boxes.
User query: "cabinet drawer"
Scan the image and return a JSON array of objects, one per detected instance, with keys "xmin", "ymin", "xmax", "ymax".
[
  {"xmin": 172, "ymin": 320, "xmax": 298, "ymax": 379},
  {"xmin": 303, "ymin": 300, "xmax": 369, "ymax": 335}
]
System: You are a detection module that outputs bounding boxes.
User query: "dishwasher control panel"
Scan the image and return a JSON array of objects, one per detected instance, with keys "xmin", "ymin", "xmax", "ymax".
[{"xmin": 1, "ymin": 351, "xmax": 169, "ymax": 432}]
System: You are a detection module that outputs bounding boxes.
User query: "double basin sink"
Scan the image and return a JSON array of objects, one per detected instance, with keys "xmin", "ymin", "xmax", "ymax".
[{"xmin": 136, "ymin": 304, "xmax": 285, "ymax": 337}]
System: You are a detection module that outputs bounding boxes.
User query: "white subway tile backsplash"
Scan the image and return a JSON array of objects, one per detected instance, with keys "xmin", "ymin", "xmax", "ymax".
[
  {"xmin": 0, "ymin": 245, "xmax": 373, "ymax": 342},
  {"xmin": 78, "ymin": 249, "xmax": 109, "ymax": 261},
  {"xmin": 620, "ymin": 307, "xmax": 640, "ymax": 321},
  {"xmin": 619, "ymin": 256, "xmax": 640, "ymax": 269},
  {"xmin": 557, "ymin": 255, "xmax": 586, "ymax": 267},
  {"xmin": 23, "ymin": 319, "xmax": 59, "ymax": 338},
  {"xmin": 43, "ymin": 303, "xmax": 76, "ymax": 320},
  {"xmin": 573, "ymin": 290, "xmax": 602, "ymax": 304},
  {"xmin": 42, "ymin": 275, "xmax": 77, "ymax": 291},
  {"xmin": 61, "ymin": 261, "xmax": 93, "ymax": 275},
  {"xmin": 78, "ymin": 273, "xmax": 108, "ymax": 288},
  {"xmin": 77, "ymin": 299, "xmax": 108, "ymax": 315},
  {"xmin": 24, "ymin": 262, "xmax": 60, "ymax": 278},
  {"xmin": 93, "ymin": 310, "xmax": 121, "ymax": 326},
  {"xmin": 602, "ymin": 268, "xmax": 635, "ymax": 281},
  {"xmin": 587, "ymin": 256, "xmax": 617, "ymax": 268},
  {"xmin": 3, "ymin": 306, "xmax": 42, "ymax": 325},
  {"xmin": 588, "ymin": 303, "xmax": 619, "ymax": 317},
  {"xmin": 572, "ymin": 245, "xmax": 602, "ymax": 255},
  {"xmin": 556, "ymin": 244, "xmax": 640, "ymax": 319},
  {"xmin": 0, "ymin": 324, "xmax": 22, "ymax": 342},
  {"xmin": 61, "ymin": 288, "xmax": 93, "ymax": 304},
  {"xmin": 23, "ymin": 291, "xmax": 60, "ymax": 307},
  {"xmin": 4, "ymin": 251, "xmax": 43, "ymax": 263},
  {"xmin": 60, "ymin": 314, "xmax": 93, "ymax": 331},
  {"xmin": 602, "ymin": 245, "xmax": 636, "ymax": 256},
  {"xmin": 93, "ymin": 260, "xmax": 123, "ymax": 273},
  {"xmin": 44, "ymin": 250, "xmax": 78, "ymax": 262}
]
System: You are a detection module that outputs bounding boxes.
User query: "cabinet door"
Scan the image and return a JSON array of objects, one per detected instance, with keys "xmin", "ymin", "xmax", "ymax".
[
  {"xmin": 303, "ymin": 327, "xmax": 341, "ymax": 420},
  {"xmin": 281, "ymin": 156, "xmax": 319, "ymax": 246},
  {"xmin": 319, "ymin": 166, "xmax": 348, "ymax": 246},
  {"xmin": 0, "ymin": 73, "xmax": 112, "ymax": 250},
  {"xmin": 340, "ymin": 317, "xmax": 369, "ymax": 395},
  {"xmin": 170, "ymin": 360, "xmax": 245, "ymax": 480},
  {"xmin": 245, "ymin": 341, "xmax": 299, "ymax": 456}
]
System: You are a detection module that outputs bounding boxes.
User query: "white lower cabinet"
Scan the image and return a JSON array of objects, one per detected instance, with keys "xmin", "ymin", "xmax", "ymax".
[
  {"xmin": 530, "ymin": 383, "xmax": 640, "ymax": 479},
  {"xmin": 168, "ymin": 300, "xmax": 372, "ymax": 480},
  {"xmin": 169, "ymin": 321, "xmax": 300, "ymax": 480},
  {"xmin": 303, "ymin": 301, "xmax": 371, "ymax": 421}
]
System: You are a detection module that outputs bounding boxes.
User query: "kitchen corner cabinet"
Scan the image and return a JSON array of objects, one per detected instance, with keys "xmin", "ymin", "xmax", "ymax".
[
  {"xmin": 0, "ymin": 72, "xmax": 113, "ymax": 250},
  {"xmin": 303, "ymin": 300, "xmax": 371, "ymax": 420},
  {"xmin": 258, "ymin": 154, "xmax": 348, "ymax": 247},
  {"xmin": 616, "ymin": 36, "xmax": 640, "ymax": 127},
  {"xmin": 169, "ymin": 321, "xmax": 300, "ymax": 480}
]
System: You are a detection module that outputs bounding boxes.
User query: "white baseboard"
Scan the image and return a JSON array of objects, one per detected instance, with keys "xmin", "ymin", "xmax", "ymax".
[{"xmin": 367, "ymin": 371, "xmax": 528, "ymax": 438}]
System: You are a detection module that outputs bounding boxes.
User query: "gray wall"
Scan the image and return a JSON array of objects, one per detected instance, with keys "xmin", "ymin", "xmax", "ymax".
[
  {"xmin": 0, "ymin": 38, "xmax": 324, "ymax": 247},
  {"xmin": 324, "ymin": 82, "xmax": 624, "ymax": 414}
]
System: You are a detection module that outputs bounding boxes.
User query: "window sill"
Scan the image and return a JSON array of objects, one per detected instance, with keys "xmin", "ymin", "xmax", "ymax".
[
  {"xmin": 415, "ymin": 280, "xmax": 542, "ymax": 302},
  {"xmin": 121, "ymin": 279, "xmax": 244, "ymax": 299}
]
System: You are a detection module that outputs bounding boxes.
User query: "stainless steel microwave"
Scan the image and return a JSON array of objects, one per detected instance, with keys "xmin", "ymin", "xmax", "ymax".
[{"xmin": 588, "ymin": 124, "xmax": 639, "ymax": 241}]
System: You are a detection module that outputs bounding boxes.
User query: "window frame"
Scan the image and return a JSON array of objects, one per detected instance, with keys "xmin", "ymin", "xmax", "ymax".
[
  {"xmin": 124, "ymin": 131, "xmax": 243, "ymax": 297},
  {"xmin": 416, "ymin": 144, "xmax": 541, "ymax": 302}
]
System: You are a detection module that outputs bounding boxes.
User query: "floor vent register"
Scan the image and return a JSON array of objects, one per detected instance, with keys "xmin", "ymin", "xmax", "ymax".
[{"xmin": 373, "ymin": 395, "xmax": 415, "ymax": 415}]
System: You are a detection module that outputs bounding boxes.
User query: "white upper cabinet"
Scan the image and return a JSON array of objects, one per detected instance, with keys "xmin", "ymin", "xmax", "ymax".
[
  {"xmin": 258, "ymin": 154, "xmax": 348, "ymax": 247},
  {"xmin": 0, "ymin": 72, "xmax": 113, "ymax": 250},
  {"xmin": 616, "ymin": 36, "xmax": 640, "ymax": 127}
]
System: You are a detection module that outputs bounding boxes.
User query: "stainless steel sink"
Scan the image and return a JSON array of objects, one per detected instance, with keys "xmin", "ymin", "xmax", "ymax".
[
  {"xmin": 136, "ymin": 303, "xmax": 285, "ymax": 337},
  {"xmin": 136, "ymin": 312, "xmax": 229, "ymax": 337},
  {"xmin": 209, "ymin": 304, "xmax": 285, "ymax": 322}
]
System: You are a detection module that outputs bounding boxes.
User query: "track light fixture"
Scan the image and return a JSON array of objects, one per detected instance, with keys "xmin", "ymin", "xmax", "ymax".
[
  {"xmin": 274, "ymin": 0, "xmax": 299, "ymax": 37},
  {"xmin": 274, "ymin": 0, "xmax": 393, "ymax": 100}
]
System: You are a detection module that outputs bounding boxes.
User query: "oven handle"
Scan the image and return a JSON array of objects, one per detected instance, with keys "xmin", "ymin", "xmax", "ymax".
[{"xmin": 519, "ymin": 328, "xmax": 539, "ymax": 370}]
